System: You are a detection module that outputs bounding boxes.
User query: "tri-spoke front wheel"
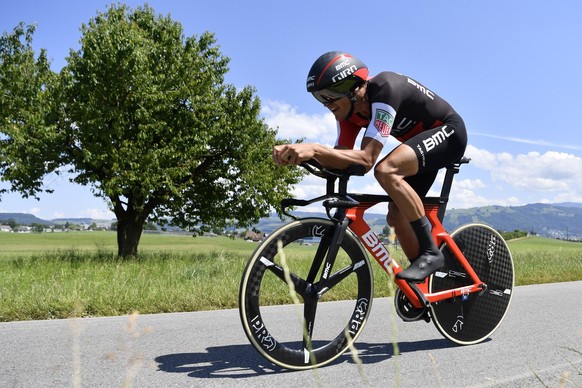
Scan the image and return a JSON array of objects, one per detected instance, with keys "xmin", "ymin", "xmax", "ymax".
[{"xmin": 239, "ymin": 218, "xmax": 373, "ymax": 370}]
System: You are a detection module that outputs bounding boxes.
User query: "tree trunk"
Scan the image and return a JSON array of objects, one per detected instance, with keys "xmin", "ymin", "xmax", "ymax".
[{"xmin": 116, "ymin": 210, "xmax": 145, "ymax": 257}]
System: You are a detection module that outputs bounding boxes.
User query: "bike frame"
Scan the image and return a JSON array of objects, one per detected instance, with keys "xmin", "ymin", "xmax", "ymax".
[
  {"xmin": 287, "ymin": 157, "xmax": 486, "ymax": 310},
  {"xmin": 347, "ymin": 198, "xmax": 485, "ymax": 309}
]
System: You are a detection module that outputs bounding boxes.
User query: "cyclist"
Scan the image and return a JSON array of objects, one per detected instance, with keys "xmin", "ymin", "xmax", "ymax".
[{"xmin": 273, "ymin": 51, "xmax": 467, "ymax": 282}]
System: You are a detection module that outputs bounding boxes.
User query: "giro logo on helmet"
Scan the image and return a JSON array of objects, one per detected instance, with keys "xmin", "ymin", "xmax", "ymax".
[
  {"xmin": 306, "ymin": 51, "xmax": 368, "ymax": 96},
  {"xmin": 331, "ymin": 65, "xmax": 358, "ymax": 83}
]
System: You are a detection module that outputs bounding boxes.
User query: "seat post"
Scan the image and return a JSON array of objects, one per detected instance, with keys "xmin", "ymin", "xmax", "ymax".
[{"xmin": 437, "ymin": 157, "xmax": 470, "ymax": 223}]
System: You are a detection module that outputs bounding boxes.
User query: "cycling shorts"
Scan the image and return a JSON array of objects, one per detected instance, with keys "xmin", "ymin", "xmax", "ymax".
[{"xmin": 401, "ymin": 114, "xmax": 467, "ymax": 197}]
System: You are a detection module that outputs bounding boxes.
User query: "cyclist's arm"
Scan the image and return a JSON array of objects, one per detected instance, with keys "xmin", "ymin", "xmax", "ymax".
[{"xmin": 273, "ymin": 137, "xmax": 383, "ymax": 172}]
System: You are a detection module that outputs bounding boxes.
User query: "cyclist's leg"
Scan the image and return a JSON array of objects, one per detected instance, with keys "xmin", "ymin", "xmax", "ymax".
[
  {"xmin": 378, "ymin": 115, "xmax": 467, "ymax": 281},
  {"xmin": 387, "ymin": 202, "xmax": 418, "ymax": 259},
  {"xmin": 374, "ymin": 145, "xmax": 444, "ymax": 282},
  {"xmin": 374, "ymin": 144, "xmax": 423, "ymax": 222},
  {"xmin": 386, "ymin": 172, "xmax": 438, "ymax": 260}
]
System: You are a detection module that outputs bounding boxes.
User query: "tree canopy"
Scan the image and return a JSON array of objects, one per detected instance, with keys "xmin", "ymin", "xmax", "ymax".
[
  {"xmin": 0, "ymin": 4, "xmax": 302, "ymax": 256},
  {"xmin": 0, "ymin": 23, "xmax": 62, "ymax": 198}
]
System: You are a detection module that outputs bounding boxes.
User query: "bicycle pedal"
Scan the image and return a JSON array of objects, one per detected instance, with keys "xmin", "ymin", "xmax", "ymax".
[{"xmin": 408, "ymin": 283, "xmax": 430, "ymax": 308}]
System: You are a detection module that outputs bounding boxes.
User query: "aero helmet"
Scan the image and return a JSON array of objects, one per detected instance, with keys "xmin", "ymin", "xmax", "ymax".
[{"xmin": 306, "ymin": 51, "xmax": 368, "ymax": 104}]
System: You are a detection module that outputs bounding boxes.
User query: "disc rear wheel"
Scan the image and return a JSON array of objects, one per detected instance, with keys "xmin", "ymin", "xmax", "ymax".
[{"xmin": 429, "ymin": 224, "xmax": 514, "ymax": 344}]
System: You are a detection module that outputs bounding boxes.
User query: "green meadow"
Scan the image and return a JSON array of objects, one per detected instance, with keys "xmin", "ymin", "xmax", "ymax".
[{"xmin": 0, "ymin": 231, "xmax": 580, "ymax": 321}]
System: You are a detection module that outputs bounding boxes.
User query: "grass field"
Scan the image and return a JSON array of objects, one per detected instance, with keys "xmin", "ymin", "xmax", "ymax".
[
  {"xmin": 0, "ymin": 231, "xmax": 581, "ymax": 321},
  {"xmin": 0, "ymin": 230, "xmax": 255, "ymax": 258}
]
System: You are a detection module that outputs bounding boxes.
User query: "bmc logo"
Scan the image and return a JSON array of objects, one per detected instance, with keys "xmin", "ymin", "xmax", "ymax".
[
  {"xmin": 407, "ymin": 78, "xmax": 435, "ymax": 100},
  {"xmin": 362, "ymin": 230, "xmax": 392, "ymax": 272},
  {"xmin": 423, "ymin": 126, "xmax": 455, "ymax": 152}
]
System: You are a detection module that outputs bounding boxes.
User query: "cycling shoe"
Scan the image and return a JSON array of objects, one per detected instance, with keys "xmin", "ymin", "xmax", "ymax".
[{"xmin": 396, "ymin": 251, "xmax": 444, "ymax": 283}]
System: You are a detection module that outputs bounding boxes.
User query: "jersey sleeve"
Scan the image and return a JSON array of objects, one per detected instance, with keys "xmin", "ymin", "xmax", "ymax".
[
  {"xmin": 363, "ymin": 102, "xmax": 397, "ymax": 146},
  {"xmin": 335, "ymin": 120, "xmax": 361, "ymax": 149}
]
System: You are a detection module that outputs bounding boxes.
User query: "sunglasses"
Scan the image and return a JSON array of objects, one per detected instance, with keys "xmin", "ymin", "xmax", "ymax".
[
  {"xmin": 310, "ymin": 77, "xmax": 360, "ymax": 104},
  {"xmin": 311, "ymin": 89, "xmax": 346, "ymax": 104}
]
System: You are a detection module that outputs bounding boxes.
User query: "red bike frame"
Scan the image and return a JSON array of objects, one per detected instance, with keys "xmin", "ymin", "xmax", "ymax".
[
  {"xmin": 284, "ymin": 157, "xmax": 479, "ymax": 310},
  {"xmin": 347, "ymin": 199, "xmax": 485, "ymax": 309}
]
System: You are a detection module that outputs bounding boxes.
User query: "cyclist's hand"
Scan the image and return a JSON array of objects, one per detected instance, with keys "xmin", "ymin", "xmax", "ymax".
[{"xmin": 273, "ymin": 144, "xmax": 315, "ymax": 166}]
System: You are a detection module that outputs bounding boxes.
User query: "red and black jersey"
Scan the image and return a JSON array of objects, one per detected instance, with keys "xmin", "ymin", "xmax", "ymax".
[{"xmin": 335, "ymin": 72, "xmax": 457, "ymax": 149}]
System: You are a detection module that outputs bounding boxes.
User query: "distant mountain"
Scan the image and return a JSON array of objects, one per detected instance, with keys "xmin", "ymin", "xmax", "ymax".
[
  {"xmin": 3, "ymin": 202, "xmax": 582, "ymax": 239},
  {"xmin": 0, "ymin": 213, "xmax": 114, "ymax": 227},
  {"xmin": 0, "ymin": 213, "xmax": 53, "ymax": 226},
  {"xmin": 256, "ymin": 203, "xmax": 582, "ymax": 239},
  {"xmin": 444, "ymin": 203, "xmax": 582, "ymax": 239},
  {"xmin": 249, "ymin": 210, "xmax": 387, "ymax": 235},
  {"xmin": 552, "ymin": 202, "xmax": 582, "ymax": 209}
]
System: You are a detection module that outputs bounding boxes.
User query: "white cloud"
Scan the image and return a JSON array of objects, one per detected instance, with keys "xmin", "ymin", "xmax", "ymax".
[
  {"xmin": 465, "ymin": 144, "xmax": 582, "ymax": 205},
  {"xmin": 290, "ymin": 174, "xmax": 326, "ymax": 199},
  {"xmin": 0, "ymin": 206, "xmax": 42, "ymax": 216},
  {"xmin": 456, "ymin": 178, "xmax": 486, "ymax": 190},
  {"xmin": 79, "ymin": 208, "xmax": 115, "ymax": 220},
  {"xmin": 262, "ymin": 100, "xmax": 338, "ymax": 146},
  {"xmin": 467, "ymin": 145, "xmax": 582, "ymax": 188}
]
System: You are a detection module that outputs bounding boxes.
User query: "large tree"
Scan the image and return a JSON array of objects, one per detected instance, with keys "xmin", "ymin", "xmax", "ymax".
[
  {"xmin": 0, "ymin": 23, "xmax": 63, "ymax": 199},
  {"xmin": 1, "ymin": 5, "xmax": 302, "ymax": 256}
]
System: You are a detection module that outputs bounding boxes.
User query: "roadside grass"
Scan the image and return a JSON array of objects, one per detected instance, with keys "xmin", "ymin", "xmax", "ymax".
[
  {"xmin": 508, "ymin": 237, "xmax": 582, "ymax": 285},
  {"xmin": 0, "ymin": 232, "xmax": 580, "ymax": 321},
  {"xmin": 1, "ymin": 247, "xmax": 249, "ymax": 321}
]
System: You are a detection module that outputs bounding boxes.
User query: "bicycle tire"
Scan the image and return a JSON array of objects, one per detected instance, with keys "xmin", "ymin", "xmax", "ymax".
[
  {"xmin": 429, "ymin": 223, "xmax": 514, "ymax": 345},
  {"xmin": 239, "ymin": 218, "xmax": 374, "ymax": 370}
]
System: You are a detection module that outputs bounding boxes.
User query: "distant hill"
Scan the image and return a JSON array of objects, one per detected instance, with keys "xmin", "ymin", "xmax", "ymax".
[
  {"xmin": 255, "ymin": 203, "xmax": 582, "ymax": 240},
  {"xmin": 2, "ymin": 202, "xmax": 582, "ymax": 239},
  {"xmin": 0, "ymin": 213, "xmax": 113, "ymax": 227},
  {"xmin": 444, "ymin": 203, "xmax": 582, "ymax": 239},
  {"xmin": 0, "ymin": 213, "xmax": 53, "ymax": 226},
  {"xmin": 552, "ymin": 202, "xmax": 582, "ymax": 209}
]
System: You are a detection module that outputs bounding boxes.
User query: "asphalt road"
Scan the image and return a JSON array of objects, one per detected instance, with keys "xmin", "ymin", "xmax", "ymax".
[{"xmin": 1, "ymin": 281, "xmax": 581, "ymax": 387}]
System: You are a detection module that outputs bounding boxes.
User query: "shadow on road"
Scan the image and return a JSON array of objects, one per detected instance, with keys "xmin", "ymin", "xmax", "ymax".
[{"xmin": 155, "ymin": 338, "xmax": 458, "ymax": 379}]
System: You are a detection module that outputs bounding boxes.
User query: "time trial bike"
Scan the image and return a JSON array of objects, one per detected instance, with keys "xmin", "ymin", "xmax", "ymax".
[{"xmin": 239, "ymin": 157, "xmax": 514, "ymax": 370}]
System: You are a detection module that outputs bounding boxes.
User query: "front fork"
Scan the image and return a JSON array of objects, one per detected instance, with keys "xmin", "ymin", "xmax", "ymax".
[{"xmin": 301, "ymin": 212, "xmax": 351, "ymax": 352}]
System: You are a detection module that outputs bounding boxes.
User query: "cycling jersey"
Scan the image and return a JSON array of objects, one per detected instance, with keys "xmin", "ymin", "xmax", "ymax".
[
  {"xmin": 335, "ymin": 71, "xmax": 467, "ymax": 196},
  {"xmin": 335, "ymin": 71, "xmax": 457, "ymax": 148}
]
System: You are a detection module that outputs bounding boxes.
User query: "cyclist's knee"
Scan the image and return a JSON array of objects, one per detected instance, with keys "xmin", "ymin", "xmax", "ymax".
[{"xmin": 374, "ymin": 158, "xmax": 398, "ymax": 183}]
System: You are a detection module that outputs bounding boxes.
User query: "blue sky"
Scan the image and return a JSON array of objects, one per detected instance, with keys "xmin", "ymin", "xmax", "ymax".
[{"xmin": 1, "ymin": 0, "xmax": 582, "ymax": 220}]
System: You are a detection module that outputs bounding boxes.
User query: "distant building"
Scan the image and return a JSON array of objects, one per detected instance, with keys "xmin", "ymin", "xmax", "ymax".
[
  {"xmin": 0, "ymin": 225, "xmax": 11, "ymax": 232},
  {"xmin": 244, "ymin": 231, "xmax": 264, "ymax": 242},
  {"xmin": 14, "ymin": 226, "xmax": 31, "ymax": 233}
]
